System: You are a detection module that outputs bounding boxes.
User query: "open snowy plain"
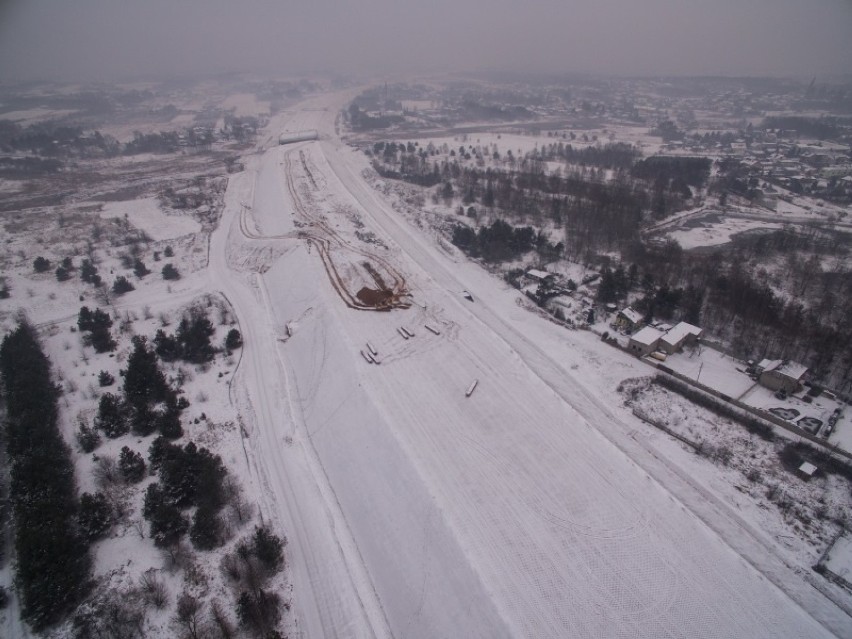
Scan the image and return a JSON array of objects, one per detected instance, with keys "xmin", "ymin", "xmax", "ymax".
[{"xmin": 207, "ymin": 92, "xmax": 851, "ymax": 638}]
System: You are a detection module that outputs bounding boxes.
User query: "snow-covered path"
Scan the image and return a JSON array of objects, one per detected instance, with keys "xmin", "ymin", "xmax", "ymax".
[{"xmin": 210, "ymin": 92, "xmax": 849, "ymax": 638}]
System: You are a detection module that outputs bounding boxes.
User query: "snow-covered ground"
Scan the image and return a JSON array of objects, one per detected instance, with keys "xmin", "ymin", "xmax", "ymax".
[
  {"xmin": 99, "ymin": 197, "xmax": 201, "ymax": 241},
  {"xmin": 668, "ymin": 216, "xmax": 783, "ymax": 249},
  {"xmin": 823, "ymin": 533, "xmax": 852, "ymax": 588},
  {"xmin": 2, "ymin": 86, "xmax": 851, "ymax": 638},
  {"xmin": 208, "ymin": 93, "xmax": 850, "ymax": 637}
]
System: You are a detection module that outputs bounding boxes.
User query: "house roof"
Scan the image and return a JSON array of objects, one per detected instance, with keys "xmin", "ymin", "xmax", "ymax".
[
  {"xmin": 630, "ymin": 326, "xmax": 664, "ymax": 346},
  {"xmin": 546, "ymin": 295, "xmax": 573, "ymax": 310},
  {"xmin": 618, "ymin": 307, "xmax": 643, "ymax": 325},
  {"xmin": 798, "ymin": 461, "xmax": 817, "ymax": 476},
  {"xmin": 661, "ymin": 321, "xmax": 703, "ymax": 347},
  {"xmin": 526, "ymin": 269, "xmax": 551, "ymax": 280},
  {"xmin": 757, "ymin": 358, "xmax": 782, "ymax": 372},
  {"xmin": 777, "ymin": 361, "xmax": 808, "ymax": 380},
  {"xmin": 758, "ymin": 359, "xmax": 807, "ymax": 380}
]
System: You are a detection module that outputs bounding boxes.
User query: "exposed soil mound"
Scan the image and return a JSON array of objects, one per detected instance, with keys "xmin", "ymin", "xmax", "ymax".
[{"xmin": 356, "ymin": 286, "xmax": 394, "ymax": 307}]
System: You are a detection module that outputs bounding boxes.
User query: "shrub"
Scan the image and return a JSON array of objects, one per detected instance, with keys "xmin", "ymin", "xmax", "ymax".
[
  {"xmin": 161, "ymin": 263, "xmax": 180, "ymax": 280},
  {"xmin": 33, "ymin": 256, "xmax": 51, "ymax": 273},
  {"xmin": 133, "ymin": 259, "xmax": 150, "ymax": 278},
  {"xmin": 225, "ymin": 328, "xmax": 242, "ymax": 351},
  {"xmin": 252, "ymin": 526, "xmax": 285, "ymax": 574},
  {"xmin": 98, "ymin": 370, "xmax": 115, "ymax": 387},
  {"xmin": 139, "ymin": 571, "xmax": 168, "ymax": 609},
  {"xmin": 76, "ymin": 420, "xmax": 102, "ymax": 453},
  {"xmin": 119, "ymin": 446, "xmax": 146, "ymax": 483},
  {"xmin": 236, "ymin": 589, "xmax": 281, "ymax": 636},
  {"xmin": 142, "ymin": 483, "xmax": 189, "ymax": 548},
  {"xmin": 112, "ymin": 276, "xmax": 135, "ymax": 295},
  {"xmin": 190, "ymin": 504, "xmax": 223, "ymax": 550},
  {"xmin": 78, "ymin": 492, "xmax": 113, "ymax": 541},
  {"xmin": 95, "ymin": 393, "xmax": 128, "ymax": 438},
  {"xmin": 80, "ymin": 259, "xmax": 99, "ymax": 284}
]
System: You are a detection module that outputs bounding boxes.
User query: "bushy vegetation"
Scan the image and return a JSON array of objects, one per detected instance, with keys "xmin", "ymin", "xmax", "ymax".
[
  {"xmin": 222, "ymin": 526, "xmax": 288, "ymax": 636},
  {"xmin": 144, "ymin": 438, "xmax": 228, "ymax": 549},
  {"xmin": 452, "ymin": 219, "xmax": 540, "ymax": 263},
  {"xmin": 653, "ymin": 373, "xmax": 774, "ymax": 441},
  {"xmin": 154, "ymin": 309, "xmax": 216, "ymax": 364},
  {"xmin": 78, "ymin": 306, "xmax": 117, "ymax": 353},
  {"xmin": 112, "ymin": 275, "xmax": 135, "ymax": 295},
  {"xmin": 161, "ymin": 263, "xmax": 180, "ymax": 280}
]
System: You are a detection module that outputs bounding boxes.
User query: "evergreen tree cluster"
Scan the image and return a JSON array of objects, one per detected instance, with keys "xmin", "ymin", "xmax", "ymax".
[
  {"xmin": 112, "ymin": 275, "xmax": 135, "ymax": 295},
  {"xmin": 80, "ymin": 259, "xmax": 102, "ymax": 287},
  {"xmin": 0, "ymin": 323, "xmax": 91, "ymax": 630},
  {"xmin": 78, "ymin": 306, "xmax": 116, "ymax": 353},
  {"xmin": 631, "ymin": 156, "xmax": 711, "ymax": 189},
  {"xmin": 55, "ymin": 256, "xmax": 74, "ymax": 282},
  {"xmin": 225, "ymin": 526, "xmax": 288, "ymax": 636},
  {"xmin": 154, "ymin": 310, "xmax": 216, "ymax": 364},
  {"xmin": 452, "ymin": 219, "xmax": 539, "ymax": 263},
  {"xmin": 144, "ymin": 438, "xmax": 228, "ymax": 549},
  {"xmin": 94, "ymin": 336, "xmax": 185, "ymax": 439},
  {"xmin": 530, "ymin": 141, "xmax": 641, "ymax": 169}
]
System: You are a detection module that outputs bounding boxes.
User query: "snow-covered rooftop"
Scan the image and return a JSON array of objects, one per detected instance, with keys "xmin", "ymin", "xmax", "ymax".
[
  {"xmin": 799, "ymin": 461, "xmax": 818, "ymax": 476},
  {"xmin": 778, "ymin": 361, "xmax": 808, "ymax": 380},
  {"xmin": 661, "ymin": 321, "xmax": 702, "ymax": 347},
  {"xmin": 630, "ymin": 325, "xmax": 664, "ymax": 346},
  {"xmin": 758, "ymin": 358, "xmax": 782, "ymax": 372},
  {"xmin": 619, "ymin": 307, "xmax": 643, "ymax": 324},
  {"xmin": 758, "ymin": 359, "xmax": 807, "ymax": 379},
  {"xmin": 526, "ymin": 268, "xmax": 552, "ymax": 280}
]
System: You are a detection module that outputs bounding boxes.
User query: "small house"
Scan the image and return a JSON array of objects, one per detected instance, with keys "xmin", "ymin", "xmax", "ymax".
[
  {"xmin": 797, "ymin": 461, "xmax": 818, "ymax": 481},
  {"xmin": 659, "ymin": 322, "xmax": 703, "ymax": 354},
  {"xmin": 526, "ymin": 269, "xmax": 555, "ymax": 285},
  {"xmin": 757, "ymin": 359, "xmax": 807, "ymax": 394},
  {"xmin": 628, "ymin": 326, "xmax": 664, "ymax": 357},
  {"xmin": 614, "ymin": 307, "xmax": 643, "ymax": 332}
]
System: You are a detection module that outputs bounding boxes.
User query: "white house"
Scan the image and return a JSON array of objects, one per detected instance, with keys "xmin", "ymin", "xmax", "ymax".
[
  {"xmin": 628, "ymin": 326, "xmax": 664, "ymax": 357},
  {"xmin": 659, "ymin": 322, "xmax": 703, "ymax": 354}
]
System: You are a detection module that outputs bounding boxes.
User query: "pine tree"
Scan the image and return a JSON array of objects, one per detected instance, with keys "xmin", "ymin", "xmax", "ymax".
[
  {"xmin": 0, "ymin": 322, "xmax": 91, "ymax": 629},
  {"xmin": 119, "ymin": 446, "xmax": 146, "ymax": 483},
  {"xmin": 95, "ymin": 393, "xmax": 128, "ymax": 438},
  {"xmin": 78, "ymin": 492, "xmax": 113, "ymax": 541}
]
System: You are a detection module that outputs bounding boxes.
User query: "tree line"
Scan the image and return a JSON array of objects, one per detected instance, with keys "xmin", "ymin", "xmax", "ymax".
[{"xmin": 0, "ymin": 322, "xmax": 91, "ymax": 630}]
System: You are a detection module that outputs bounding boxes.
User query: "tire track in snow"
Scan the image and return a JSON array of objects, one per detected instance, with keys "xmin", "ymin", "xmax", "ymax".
[{"xmin": 209, "ymin": 163, "xmax": 393, "ymax": 639}]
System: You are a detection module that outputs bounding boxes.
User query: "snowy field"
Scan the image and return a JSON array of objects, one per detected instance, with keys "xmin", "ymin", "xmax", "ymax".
[
  {"xmin": 99, "ymin": 197, "xmax": 202, "ymax": 241},
  {"xmin": 662, "ymin": 347, "xmax": 755, "ymax": 399},
  {"xmin": 668, "ymin": 216, "xmax": 783, "ymax": 249},
  {"xmin": 823, "ymin": 533, "xmax": 852, "ymax": 588}
]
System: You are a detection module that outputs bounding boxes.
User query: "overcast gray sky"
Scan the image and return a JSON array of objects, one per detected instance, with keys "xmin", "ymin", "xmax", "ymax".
[{"xmin": 1, "ymin": 0, "xmax": 850, "ymax": 82}]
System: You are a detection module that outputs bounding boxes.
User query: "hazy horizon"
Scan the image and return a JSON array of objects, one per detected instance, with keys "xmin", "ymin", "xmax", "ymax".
[{"xmin": 1, "ymin": 0, "xmax": 851, "ymax": 84}]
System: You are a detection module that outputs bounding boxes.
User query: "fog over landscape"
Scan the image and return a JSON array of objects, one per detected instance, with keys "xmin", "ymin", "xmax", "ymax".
[{"xmin": 1, "ymin": 0, "xmax": 851, "ymax": 81}]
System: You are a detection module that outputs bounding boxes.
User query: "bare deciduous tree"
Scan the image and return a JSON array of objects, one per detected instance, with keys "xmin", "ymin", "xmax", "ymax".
[
  {"xmin": 139, "ymin": 570, "xmax": 168, "ymax": 609},
  {"xmin": 175, "ymin": 592, "xmax": 202, "ymax": 639}
]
